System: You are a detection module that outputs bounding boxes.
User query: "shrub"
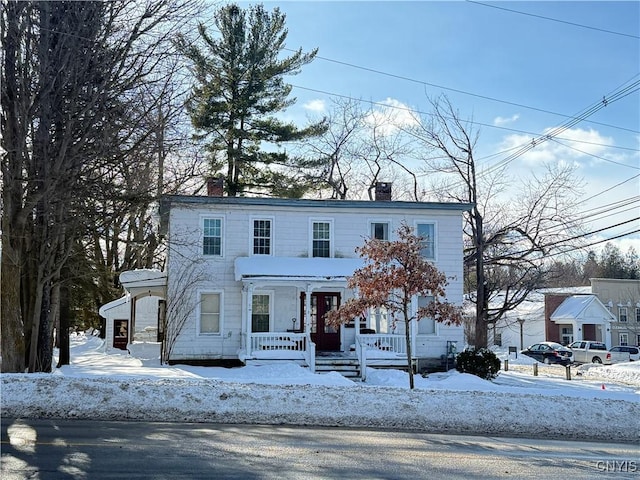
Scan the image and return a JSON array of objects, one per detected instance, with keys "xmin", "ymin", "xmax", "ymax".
[{"xmin": 455, "ymin": 348, "xmax": 501, "ymax": 380}]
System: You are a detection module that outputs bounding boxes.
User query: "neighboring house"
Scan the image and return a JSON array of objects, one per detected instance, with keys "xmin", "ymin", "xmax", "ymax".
[
  {"xmin": 144, "ymin": 181, "xmax": 471, "ymax": 376},
  {"xmin": 487, "ymin": 287, "xmax": 591, "ymax": 350},
  {"xmin": 590, "ymin": 278, "xmax": 640, "ymax": 347},
  {"xmin": 544, "ymin": 294, "xmax": 615, "ymax": 347}
]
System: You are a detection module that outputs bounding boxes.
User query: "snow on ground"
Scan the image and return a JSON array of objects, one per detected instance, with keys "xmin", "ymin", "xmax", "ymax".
[{"xmin": 2, "ymin": 333, "xmax": 639, "ymax": 442}]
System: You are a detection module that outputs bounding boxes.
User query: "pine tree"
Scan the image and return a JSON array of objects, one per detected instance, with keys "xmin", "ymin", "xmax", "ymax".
[{"xmin": 176, "ymin": 3, "xmax": 327, "ymax": 197}]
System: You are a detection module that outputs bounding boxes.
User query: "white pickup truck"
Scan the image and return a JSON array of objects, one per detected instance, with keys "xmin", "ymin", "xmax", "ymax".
[{"xmin": 568, "ymin": 341, "xmax": 630, "ymax": 364}]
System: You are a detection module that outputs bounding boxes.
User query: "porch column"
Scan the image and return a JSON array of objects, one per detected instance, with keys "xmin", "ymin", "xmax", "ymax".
[
  {"xmin": 129, "ymin": 296, "xmax": 136, "ymax": 345},
  {"xmin": 305, "ymin": 283, "xmax": 312, "ymax": 335},
  {"xmin": 604, "ymin": 322, "xmax": 612, "ymax": 348},
  {"xmin": 246, "ymin": 283, "xmax": 254, "ymax": 356}
]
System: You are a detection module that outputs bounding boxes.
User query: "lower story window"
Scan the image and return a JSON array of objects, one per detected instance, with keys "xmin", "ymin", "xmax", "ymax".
[
  {"xmin": 417, "ymin": 295, "xmax": 435, "ymax": 335},
  {"xmin": 619, "ymin": 333, "xmax": 628, "ymax": 346},
  {"xmin": 252, "ymin": 294, "xmax": 270, "ymax": 332},
  {"xmin": 200, "ymin": 293, "xmax": 220, "ymax": 334}
]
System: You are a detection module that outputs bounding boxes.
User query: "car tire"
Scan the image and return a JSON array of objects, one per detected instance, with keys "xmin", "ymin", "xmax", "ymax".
[
  {"xmin": 543, "ymin": 357, "xmax": 551, "ymax": 365},
  {"xmin": 592, "ymin": 357, "xmax": 602, "ymax": 364}
]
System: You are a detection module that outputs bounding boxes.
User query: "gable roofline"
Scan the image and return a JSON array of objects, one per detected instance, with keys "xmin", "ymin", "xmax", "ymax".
[
  {"xmin": 550, "ymin": 294, "xmax": 616, "ymax": 322},
  {"xmin": 160, "ymin": 195, "xmax": 474, "ymax": 212}
]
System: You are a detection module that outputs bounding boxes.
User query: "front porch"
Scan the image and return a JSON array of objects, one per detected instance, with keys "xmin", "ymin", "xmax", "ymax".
[{"xmin": 240, "ymin": 332, "xmax": 413, "ymax": 380}]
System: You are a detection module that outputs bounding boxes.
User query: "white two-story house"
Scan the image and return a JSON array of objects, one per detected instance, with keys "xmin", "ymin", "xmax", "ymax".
[{"xmin": 121, "ymin": 181, "xmax": 471, "ymax": 377}]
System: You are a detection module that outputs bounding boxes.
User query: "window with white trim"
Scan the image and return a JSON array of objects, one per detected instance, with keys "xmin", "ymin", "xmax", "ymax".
[
  {"xmin": 416, "ymin": 223, "xmax": 435, "ymax": 260},
  {"xmin": 252, "ymin": 219, "xmax": 272, "ymax": 255},
  {"xmin": 370, "ymin": 222, "xmax": 389, "ymax": 241},
  {"xmin": 199, "ymin": 293, "xmax": 220, "ymax": 334},
  {"xmin": 619, "ymin": 333, "xmax": 628, "ymax": 346},
  {"xmin": 417, "ymin": 295, "xmax": 435, "ymax": 335},
  {"xmin": 312, "ymin": 221, "xmax": 331, "ymax": 258},
  {"xmin": 251, "ymin": 294, "xmax": 270, "ymax": 332},
  {"xmin": 619, "ymin": 306, "xmax": 628, "ymax": 322},
  {"xmin": 203, "ymin": 218, "xmax": 222, "ymax": 256}
]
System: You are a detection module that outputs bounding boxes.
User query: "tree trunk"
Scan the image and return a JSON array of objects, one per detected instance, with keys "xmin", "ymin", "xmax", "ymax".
[
  {"xmin": 474, "ymin": 209, "xmax": 488, "ymax": 349},
  {"xmin": 57, "ymin": 280, "xmax": 71, "ymax": 367},
  {"xmin": 404, "ymin": 315, "xmax": 414, "ymax": 390}
]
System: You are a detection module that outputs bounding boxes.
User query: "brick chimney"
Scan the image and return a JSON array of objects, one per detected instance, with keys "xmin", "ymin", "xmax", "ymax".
[
  {"xmin": 374, "ymin": 182, "xmax": 392, "ymax": 201},
  {"xmin": 206, "ymin": 176, "xmax": 224, "ymax": 197}
]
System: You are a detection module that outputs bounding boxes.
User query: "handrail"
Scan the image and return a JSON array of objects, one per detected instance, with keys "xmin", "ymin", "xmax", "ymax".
[
  {"xmin": 356, "ymin": 333, "xmax": 406, "ymax": 355},
  {"xmin": 355, "ymin": 335, "xmax": 367, "ymax": 381}
]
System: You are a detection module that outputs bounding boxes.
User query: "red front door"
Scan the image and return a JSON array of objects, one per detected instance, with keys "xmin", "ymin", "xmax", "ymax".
[{"xmin": 301, "ymin": 292, "xmax": 341, "ymax": 351}]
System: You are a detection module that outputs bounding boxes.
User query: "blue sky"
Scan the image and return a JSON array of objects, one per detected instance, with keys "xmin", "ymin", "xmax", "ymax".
[{"xmin": 229, "ymin": 1, "xmax": 640, "ymax": 253}]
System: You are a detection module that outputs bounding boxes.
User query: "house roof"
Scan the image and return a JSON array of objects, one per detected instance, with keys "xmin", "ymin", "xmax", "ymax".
[
  {"xmin": 161, "ymin": 195, "xmax": 474, "ymax": 212},
  {"xmin": 550, "ymin": 294, "xmax": 615, "ymax": 323},
  {"xmin": 98, "ymin": 296, "xmax": 129, "ymax": 317},
  {"xmin": 234, "ymin": 256, "xmax": 364, "ymax": 282}
]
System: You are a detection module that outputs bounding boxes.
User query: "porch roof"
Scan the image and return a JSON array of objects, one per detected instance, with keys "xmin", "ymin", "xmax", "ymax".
[
  {"xmin": 550, "ymin": 294, "xmax": 615, "ymax": 324},
  {"xmin": 119, "ymin": 269, "xmax": 167, "ymax": 298},
  {"xmin": 234, "ymin": 256, "xmax": 364, "ymax": 282}
]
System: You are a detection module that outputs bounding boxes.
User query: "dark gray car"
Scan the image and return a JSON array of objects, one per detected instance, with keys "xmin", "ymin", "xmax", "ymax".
[{"xmin": 521, "ymin": 341, "xmax": 573, "ymax": 365}]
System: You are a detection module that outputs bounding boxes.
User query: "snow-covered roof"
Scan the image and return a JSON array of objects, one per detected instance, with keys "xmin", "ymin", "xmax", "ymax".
[
  {"xmin": 98, "ymin": 296, "xmax": 129, "ymax": 317},
  {"xmin": 119, "ymin": 269, "xmax": 167, "ymax": 298},
  {"xmin": 550, "ymin": 294, "xmax": 615, "ymax": 323},
  {"xmin": 235, "ymin": 256, "xmax": 364, "ymax": 282}
]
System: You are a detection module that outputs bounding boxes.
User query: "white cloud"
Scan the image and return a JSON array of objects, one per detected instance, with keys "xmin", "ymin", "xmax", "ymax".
[
  {"xmin": 363, "ymin": 98, "xmax": 420, "ymax": 135},
  {"xmin": 303, "ymin": 99, "xmax": 326, "ymax": 113},
  {"xmin": 493, "ymin": 114, "xmax": 520, "ymax": 126},
  {"xmin": 498, "ymin": 127, "xmax": 615, "ymax": 167}
]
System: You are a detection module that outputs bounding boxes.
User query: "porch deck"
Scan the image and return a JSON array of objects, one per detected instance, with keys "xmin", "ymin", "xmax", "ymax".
[{"xmin": 242, "ymin": 332, "xmax": 413, "ymax": 379}]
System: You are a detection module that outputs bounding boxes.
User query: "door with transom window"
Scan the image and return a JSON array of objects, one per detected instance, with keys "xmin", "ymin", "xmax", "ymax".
[{"xmin": 300, "ymin": 292, "xmax": 341, "ymax": 351}]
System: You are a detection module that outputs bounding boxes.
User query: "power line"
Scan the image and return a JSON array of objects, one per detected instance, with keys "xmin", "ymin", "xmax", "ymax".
[
  {"xmin": 549, "ymin": 139, "xmax": 640, "ymax": 170},
  {"xmin": 580, "ymin": 175, "xmax": 640, "ymax": 203},
  {"xmin": 291, "ymin": 83, "xmax": 640, "ymax": 152},
  {"xmin": 543, "ymin": 229, "xmax": 640, "ymax": 259},
  {"xmin": 467, "ymin": 1, "xmax": 640, "ymax": 40},
  {"xmin": 292, "ymin": 55, "xmax": 640, "ymax": 136}
]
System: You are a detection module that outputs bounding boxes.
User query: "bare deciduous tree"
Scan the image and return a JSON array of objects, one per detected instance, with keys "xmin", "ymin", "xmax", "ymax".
[
  {"xmin": 1, "ymin": 0, "xmax": 202, "ymax": 373},
  {"xmin": 408, "ymin": 95, "xmax": 584, "ymax": 348}
]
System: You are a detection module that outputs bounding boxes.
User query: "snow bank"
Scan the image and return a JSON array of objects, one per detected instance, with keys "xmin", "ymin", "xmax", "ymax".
[
  {"xmin": 2, "ymin": 334, "xmax": 639, "ymax": 442},
  {"xmin": 2, "ymin": 374, "xmax": 638, "ymax": 442}
]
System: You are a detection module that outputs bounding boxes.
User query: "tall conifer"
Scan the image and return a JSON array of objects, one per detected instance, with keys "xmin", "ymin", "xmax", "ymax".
[{"xmin": 176, "ymin": 3, "xmax": 326, "ymax": 197}]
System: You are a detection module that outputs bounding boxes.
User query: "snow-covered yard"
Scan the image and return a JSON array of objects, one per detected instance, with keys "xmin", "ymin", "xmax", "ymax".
[{"xmin": 2, "ymin": 333, "xmax": 639, "ymax": 442}]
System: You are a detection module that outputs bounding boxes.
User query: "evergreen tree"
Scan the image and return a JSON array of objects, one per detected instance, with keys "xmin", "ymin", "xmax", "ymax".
[{"xmin": 176, "ymin": 3, "xmax": 327, "ymax": 197}]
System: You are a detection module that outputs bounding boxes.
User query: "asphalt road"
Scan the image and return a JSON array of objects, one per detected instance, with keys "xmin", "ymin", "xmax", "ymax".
[{"xmin": 1, "ymin": 419, "xmax": 638, "ymax": 479}]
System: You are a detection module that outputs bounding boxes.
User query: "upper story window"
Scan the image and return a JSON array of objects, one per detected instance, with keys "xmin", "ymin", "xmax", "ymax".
[
  {"xmin": 199, "ymin": 292, "xmax": 221, "ymax": 335},
  {"xmin": 312, "ymin": 220, "xmax": 332, "ymax": 258},
  {"xmin": 636, "ymin": 307, "xmax": 640, "ymax": 322},
  {"xmin": 416, "ymin": 222, "xmax": 436, "ymax": 260},
  {"xmin": 370, "ymin": 222, "xmax": 390, "ymax": 241},
  {"xmin": 619, "ymin": 306, "xmax": 628, "ymax": 322},
  {"xmin": 203, "ymin": 218, "xmax": 222, "ymax": 256},
  {"xmin": 253, "ymin": 219, "xmax": 272, "ymax": 255}
]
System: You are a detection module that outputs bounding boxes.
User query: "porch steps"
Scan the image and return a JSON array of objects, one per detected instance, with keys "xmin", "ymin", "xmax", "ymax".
[{"xmin": 314, "ymin": 357, "xmax": 361, "ymax": 378}]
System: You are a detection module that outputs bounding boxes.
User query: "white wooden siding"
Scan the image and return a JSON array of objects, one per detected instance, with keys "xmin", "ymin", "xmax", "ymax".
[{"xmin": 166, "ymin": 200, "xmax": 466, "ymax": 360}]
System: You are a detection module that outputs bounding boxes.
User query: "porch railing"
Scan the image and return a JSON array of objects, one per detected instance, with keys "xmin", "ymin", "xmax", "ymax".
[
  {"xmin": 356, "ymin": 334, "xmax": 407, "ymax": 381},
  {"xmin": 248, "ymin": 332, "xmax": 315, "ymax": 372}
]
